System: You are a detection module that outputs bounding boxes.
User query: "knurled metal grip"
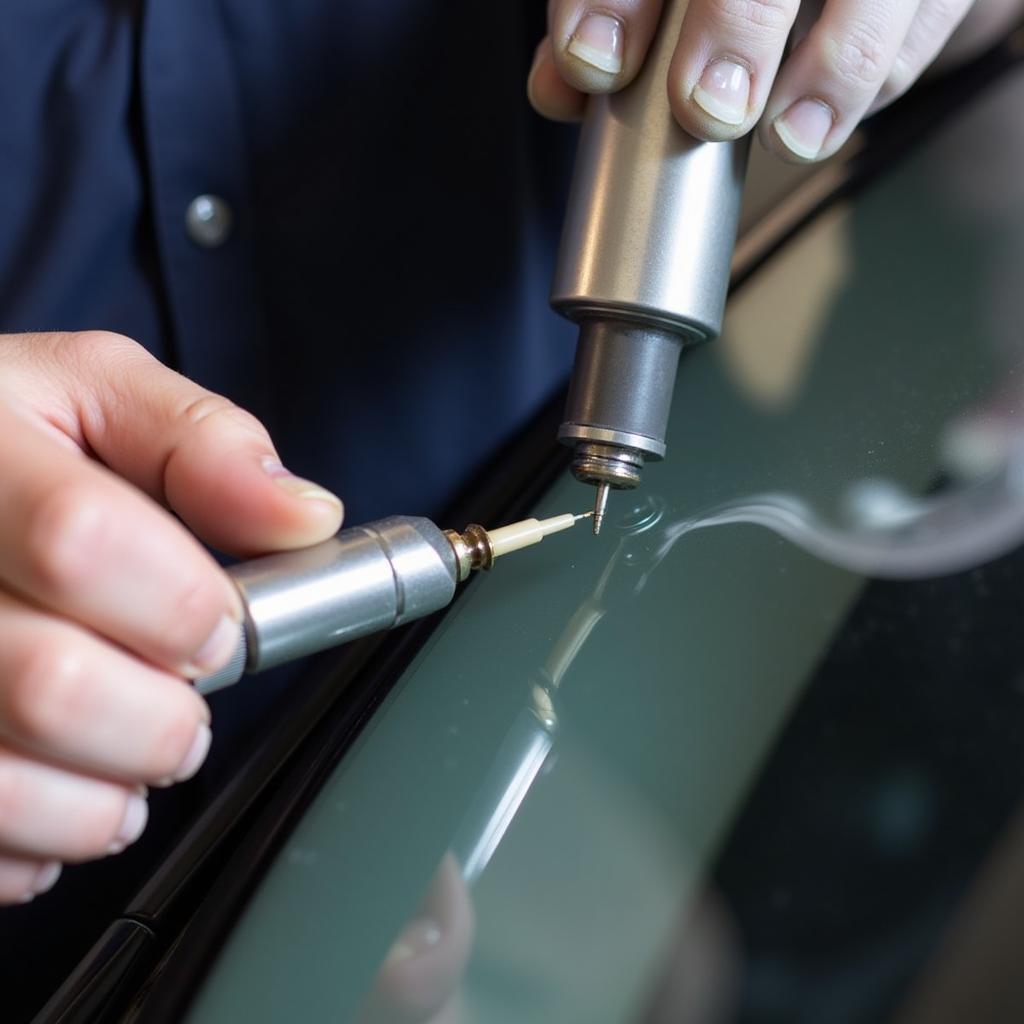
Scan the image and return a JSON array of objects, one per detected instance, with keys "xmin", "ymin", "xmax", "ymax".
[
  {"xmin": 194, "ymin": 627, "xmax": 247, "ymax": 696},
  {"xmin": 558, "ymin": 321, "xmax": 684, "ymax": 464}
]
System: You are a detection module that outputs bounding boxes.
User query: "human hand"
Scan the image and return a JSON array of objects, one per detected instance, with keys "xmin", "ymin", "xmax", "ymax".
[
  {"xmin": 529, "ymin": 0, "xmax": 1024, "ymax": 162},
  {"xmin": 0, "ymin": 331, "xmax": 343, "ymax": 904},
  {"xmin": 358, "ymin": 854, "xmax": 474, "ymax": 1024}
]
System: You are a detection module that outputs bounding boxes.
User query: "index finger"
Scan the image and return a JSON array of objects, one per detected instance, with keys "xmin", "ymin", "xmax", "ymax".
[
  {"xmin": 7, "ymin": 331, "xmax": 342, "ymax": 558},
  {"xmin": 0, "ymin": 402, "xmax": 242, "ymax": 677}
]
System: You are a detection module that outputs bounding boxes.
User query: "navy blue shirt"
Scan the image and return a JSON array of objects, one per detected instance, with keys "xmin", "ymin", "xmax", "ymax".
[
  {"xmin": 0, "ymin": 3, "xmax": 575, "ymax": 1011},
  {"xmin": 0, "ymin": 0, "xmax": 575, "ymax": 523}
]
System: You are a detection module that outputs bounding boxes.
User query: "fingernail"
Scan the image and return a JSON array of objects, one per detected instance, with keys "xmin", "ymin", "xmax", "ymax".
[
  {"xmin": 108, "ymin": 793, "xmax": 148, "ymax": 854},
  {"xmin": 567, "ymin": 12, "xmax": 623, "ymax": 75},
  {"xmin": 773, "ymin": 98, "xmax": 834, "ymax": 160},
  {"xmin": 385, "ymin": 918, "xmax": 443, "ymax": 965},
  {"xmin": 261, "ymin": 457, "xmax": 343, "ymax": 511},
  {"xmin": 31, "ymin": 861, "xmax": 62, "ymax": 897},
  {"xmin": 190, "ymin": 613, "xmax": 241, "ymax": 674},
  {"xmin": 693, "ymin": 58, "xmax": 750, "ymax": 126},
  {"xmin": 174, "ymin": 723, "xmax": 212, "ymax": 783}
]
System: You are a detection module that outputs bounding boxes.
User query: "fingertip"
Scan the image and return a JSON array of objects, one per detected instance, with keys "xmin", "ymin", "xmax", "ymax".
[
  {"xmin": 187, "ymin": 612, "xmax": 243, "ymax": 676},
  {"xmin": 762, "ymin": 97, "xmax": 838, "ymax": 163},
  {"xmin": 271, "ymin": 490, "xmax": 344, "ymax": 542},
  {"xmin": 670, "ymin": 97, "xmax": 753, "ymax": 143},
  {"xmin": 106, "ymin": 790, "xmax": 148, "ymax": 856},
  {"xmin": 548, "ymin": 0, "xmax": 667, "ymax": 96},
  {"xmin": 528, "ymin": 36, "xmax": 587, "ymax": 122},
  {"xmin": 674, "ymin": 55, "xmax": 757, "ymax": 142},
  {"xmin": 261, "ymin": 458, "xmax": 343, "ymax": 514},
  {"xmin": 167, "ymin": 448, "xmax": 343, "ymax": 557},
  {"xmin": 560, "ymin": 10, "xmax": 626, "ymax": 93},
  {"xmin": 0, "ymin": 855, "xmax": 51, "ymax": 906},
  {"xmin": 254, "ymin": 457, "xmax": 344, "ymax": 548}
]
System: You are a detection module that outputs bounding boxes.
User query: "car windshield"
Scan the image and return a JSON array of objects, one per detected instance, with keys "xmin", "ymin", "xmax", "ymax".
[{"xmin": 186, "ymin": 64, "xmax": 1024, "ymax": 1024}]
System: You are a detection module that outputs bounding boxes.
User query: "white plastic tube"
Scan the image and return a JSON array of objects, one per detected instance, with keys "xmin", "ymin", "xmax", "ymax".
[{"xmin": 486, "ymin": 514, "xmax": 579, "ymax": 559}]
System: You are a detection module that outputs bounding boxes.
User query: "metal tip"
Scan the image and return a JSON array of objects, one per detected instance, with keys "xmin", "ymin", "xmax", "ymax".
[
  {"xmin": 592, "ymin": 483, "xmax": 610, "ymax": 536},
  {"xmin": 573, "ymin": 511, "xmax": 594, "ymax": 522}
]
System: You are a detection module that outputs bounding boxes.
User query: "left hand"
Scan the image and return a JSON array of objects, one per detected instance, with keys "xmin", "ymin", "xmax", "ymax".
[
  {"xmin": 0, "ymin": 330, "xmax": 343, "ymax": 904},
  {"xmin": 528, "ymin": 0, "xmax": 1024, "ymax": 162}
]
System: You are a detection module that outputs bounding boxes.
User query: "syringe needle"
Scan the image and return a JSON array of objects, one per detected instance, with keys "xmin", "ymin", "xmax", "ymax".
[{"xmin": 592, "ymin": 482, "xmax": 610, "ymax": 536}]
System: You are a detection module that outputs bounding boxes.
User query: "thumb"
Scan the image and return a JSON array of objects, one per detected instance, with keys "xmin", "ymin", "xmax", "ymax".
[{"xmin": 43, "ymin": 332, "xmax": 343, "ymax": 556}]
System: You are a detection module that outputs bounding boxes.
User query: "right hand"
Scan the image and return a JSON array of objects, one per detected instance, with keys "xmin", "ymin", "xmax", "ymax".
[
  {"xmin": 529, "ymin": 0, "xmax": 1024, "ymax": 162},
  {"xmin": 0, "ymin": 331, "xmax": 343, "ymax": 905}
]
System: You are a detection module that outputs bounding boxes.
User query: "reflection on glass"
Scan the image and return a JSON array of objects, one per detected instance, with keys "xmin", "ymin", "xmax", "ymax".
[
  {"xmin": 359, "ymin": 495, "xmax": 693, "ymax": 1023},
  {"xmin": 357, "ymin": 854, "xmax": 474, "ymax": 1024},
  {"xmin": 453, "ymin": 702, "xmax": 554, "ymax": 886},
  {"xmin": 186, "ymin": 66, "xmax": 1024, "ymax": 1024},
  {"xmin": 665, "ymin": 458, "xmax": 1024, "ymax": 580}
]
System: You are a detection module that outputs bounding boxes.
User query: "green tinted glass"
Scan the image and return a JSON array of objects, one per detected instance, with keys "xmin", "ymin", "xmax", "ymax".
[{"xmin": 188, "ymin": 68, "xmax": 1024, "ymax": 1023}]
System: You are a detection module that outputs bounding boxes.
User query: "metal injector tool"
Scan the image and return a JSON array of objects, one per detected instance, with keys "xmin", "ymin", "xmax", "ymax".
[
  {"xmin": 551, "ymin": 0, "xmax": 751, "ymax": 534},
  {"xmin": 195, "ymin": 512, "xmax": 590, "ymax": 695}
]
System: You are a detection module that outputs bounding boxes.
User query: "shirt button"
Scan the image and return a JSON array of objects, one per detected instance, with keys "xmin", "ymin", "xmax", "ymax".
[{"xmin": 185, "ymin": 194, "xmax": 233, "ymax": 249}]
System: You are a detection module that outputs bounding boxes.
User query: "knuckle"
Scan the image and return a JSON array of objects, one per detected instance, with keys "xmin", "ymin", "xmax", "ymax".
[
  {"xmin": 42, "ymin": 331, "xmax": 152, "ymax": 443},
  {"xmin": 178, "ymin": 393, "xmax": 270, "ymax": 442},
  {"xmin": 68, "ymin": 329, "xmax": 131, "ymax": 354},
  {"xmin": 56, "ymin": 331, "xmax": 137, "ymax": 380},
  {"xmin": 711, "ymin": 0, "xmax": 794, "ymax": 36},
  {"xmin": 24, "ymin": 483, "xmax": 108, "ymax": 598},
  {"xmin": 825, "ymin": 19, "xmax": 890, "ymax": 91},
  {"xmin": 4, "ymin": 644, "xmax": 89, "ymax": 747},
  {"xmin": 0, "ymin": 330, "xmax": 141, "ymax": 404}
]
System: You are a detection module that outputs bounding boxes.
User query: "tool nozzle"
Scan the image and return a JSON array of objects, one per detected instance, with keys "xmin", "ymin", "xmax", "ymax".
[{"xmin": 445, "ymin": 511, "xmax": 592, "ymax": 581}]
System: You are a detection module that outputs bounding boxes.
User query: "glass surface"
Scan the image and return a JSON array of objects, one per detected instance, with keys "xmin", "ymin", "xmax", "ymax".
[{"xmin": 187, "ymin": 66, "xmax": 1024, "ymax": 1024}]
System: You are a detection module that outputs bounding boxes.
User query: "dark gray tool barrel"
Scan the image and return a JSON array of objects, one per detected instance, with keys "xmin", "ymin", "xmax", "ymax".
[{"xmin": 558, "ymin": 321, "xmax": 683, "ymax": 460}]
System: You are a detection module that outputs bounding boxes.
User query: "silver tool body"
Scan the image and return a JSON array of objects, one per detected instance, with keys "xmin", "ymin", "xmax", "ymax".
[
  {"xmin": 197, "ymin": 516, "xmax": 457, "ymax": 695},
  {"xmin": 552, "ymin": 0, "xmax": 750, "ymax": 526},
  {"xmin": 196, "ymin": 512, "xmax": 588, "ymax": 695}
]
